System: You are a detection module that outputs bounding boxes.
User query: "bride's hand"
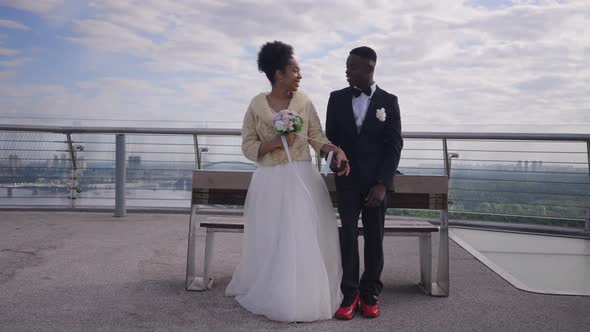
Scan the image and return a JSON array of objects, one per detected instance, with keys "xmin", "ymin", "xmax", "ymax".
[
  {"xmin": 286, "ymin": 132, "xmax": 296, "ymax": 146},
  {"xmin": 271, "ymin": 133, "xmax": 296, "ymax": 149},
  {"xmin": 335, "ymin": 149, "xmax": 350, "ymax": 176}
]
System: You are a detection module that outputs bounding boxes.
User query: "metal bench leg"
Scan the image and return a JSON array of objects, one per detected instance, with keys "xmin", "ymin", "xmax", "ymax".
[
  {"xmin": 185, "ymin": 204, "xmax": 198, "ymax": 290},
  {"xmin": 201, "ymin": 229, "xmax": 215, "ymax": 290},
  {"xmin": 185, "ymin": 205, "xmax": 214, "ymax": 291},
  {"xmin": 418, "ymin": 233, "xmax": 432, "ymax": 295},
  {"xmin": 431, "ymin": 210, "xmax": 450, "ymax": 297}
]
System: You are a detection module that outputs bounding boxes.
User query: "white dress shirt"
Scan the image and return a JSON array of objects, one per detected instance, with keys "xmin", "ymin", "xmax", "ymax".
[{"xmin": 352, "ymin": 83, "xmax": 376, "ymax": 132}]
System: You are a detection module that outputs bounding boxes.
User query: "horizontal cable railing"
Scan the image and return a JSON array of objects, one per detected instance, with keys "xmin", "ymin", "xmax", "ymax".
[{"xmin": 1, "ymin": 125, "xmax": 589, "ymax": 230}]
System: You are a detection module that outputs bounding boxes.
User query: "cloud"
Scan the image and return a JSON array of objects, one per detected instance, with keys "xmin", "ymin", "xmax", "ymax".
[
  {"xmin": 0, "ymin": 57, "xmax": 31, "ymax": 68},
  {"xmin": 0, "ymin": 19, "xmax": 30, "ymax": 30},
  {"xmin": 68, "ymin": 19, "xmax": 156, "ymax": 55},
  {"xmin": 0, "ymin": 0, "xmax": 64, "ymax": 14},
  {"xmin": 76, "ymin": 77, "xmax": 176, "ymax": 96},
  {"xmin": 298, "ymin": 1, "xmax": 590, "ymax": 131},
  {"xmin": 514, "ymin": 76, "xmax": 567, "ymax": 92},
  {"xmin": 0, "ymin": 70, "xmax": 15, "ymax": 79},
  {"xmin": 0, "ymin": 0, "xmax": 588, "ymax": 133},
  {"xmin": 0, "ymin": 47, "xmax": 20, "ymax": 56}
]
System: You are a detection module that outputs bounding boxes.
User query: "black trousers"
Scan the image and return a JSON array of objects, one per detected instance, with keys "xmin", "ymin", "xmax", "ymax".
[{"xmin": 337, "ymin": 187, "xmax": 387, "ymax": 302}]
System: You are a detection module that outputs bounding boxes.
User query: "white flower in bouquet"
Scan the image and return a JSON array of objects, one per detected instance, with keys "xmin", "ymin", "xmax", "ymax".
[{"xmin": 272, "ymin": 109, "xmax": 303, "ymax": 135}]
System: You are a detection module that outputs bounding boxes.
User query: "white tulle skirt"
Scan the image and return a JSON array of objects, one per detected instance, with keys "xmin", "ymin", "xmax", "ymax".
[{"xmin": 225, "ymin": 160, "xmax": 343, "ymax": 322}]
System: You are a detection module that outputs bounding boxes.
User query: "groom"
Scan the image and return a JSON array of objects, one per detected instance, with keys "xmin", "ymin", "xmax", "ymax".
[{"xmin": 326, "ymin": 46, "xmax": 403, "ymax": 319}]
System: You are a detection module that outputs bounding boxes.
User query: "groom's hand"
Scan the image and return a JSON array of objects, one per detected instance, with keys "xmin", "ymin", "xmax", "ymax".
[
  {"xmin": 365, "ymin": 183, "xmax": 387, "ymax": 208},
  {"xmin": 329, "ymin": 158, "xmax": 346, "ymax": 174},
  {"xmin": 330, "ymin": 149, "xmax": 350, "ymax": 176},
  {"xmin": 337, "ymin": 160, "xmax": 350, "ymax": 176}
]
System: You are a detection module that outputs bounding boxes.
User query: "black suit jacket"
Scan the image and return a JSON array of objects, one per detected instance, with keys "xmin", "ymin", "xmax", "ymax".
[{"xmin": 325, "ymin": 86, "xmax": 403, "ymax": 191}]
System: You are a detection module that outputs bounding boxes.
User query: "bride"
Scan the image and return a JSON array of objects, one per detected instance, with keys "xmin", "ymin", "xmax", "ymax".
[{"xmin": 225, "ymin": 41, "xmax": 350, "ymax": 322}]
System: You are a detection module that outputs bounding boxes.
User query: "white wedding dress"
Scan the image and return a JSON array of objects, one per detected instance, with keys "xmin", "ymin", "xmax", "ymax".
[{"xmin": 225, "ymin": 160, "xmax": 343, "ymax": 322}]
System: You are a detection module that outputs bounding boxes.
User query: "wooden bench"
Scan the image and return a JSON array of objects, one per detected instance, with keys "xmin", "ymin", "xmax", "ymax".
[{"xmin": 186, "ymin": 170, "xmax": 450, "ymax": 297}]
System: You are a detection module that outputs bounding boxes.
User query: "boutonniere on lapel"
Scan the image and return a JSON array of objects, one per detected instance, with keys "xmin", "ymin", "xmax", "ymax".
[{"xmin": 376, "ymin": 108, "xmax": 386, "ymax": 122}]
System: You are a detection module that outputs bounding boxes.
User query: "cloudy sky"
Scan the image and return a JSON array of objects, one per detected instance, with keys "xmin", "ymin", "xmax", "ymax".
[{"xmin": 0, "ymin": 0, "xmax": 588, "ymax": 132}]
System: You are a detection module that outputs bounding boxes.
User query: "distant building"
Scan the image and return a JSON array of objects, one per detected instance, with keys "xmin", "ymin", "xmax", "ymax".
[
  {"xmin": 127, "ymin": 156, "xmax": 143, "ymax": 180},
  {"xmin": 8, "ymin": 154, "xmax": 21, "ymax": 169}
]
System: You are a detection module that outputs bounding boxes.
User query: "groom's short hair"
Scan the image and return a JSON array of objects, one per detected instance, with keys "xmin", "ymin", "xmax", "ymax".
[{"xmin": 350, "ymin": 46, "xmax": 377, "ymax": 65}]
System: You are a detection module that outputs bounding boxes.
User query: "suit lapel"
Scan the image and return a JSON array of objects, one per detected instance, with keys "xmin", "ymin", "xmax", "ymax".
[{"xmin": 359, "ymin": 86, "xmax": 381, "ymax": 135}]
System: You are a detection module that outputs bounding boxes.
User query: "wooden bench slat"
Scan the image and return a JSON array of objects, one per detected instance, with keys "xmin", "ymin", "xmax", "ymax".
[
  {"xmin": 192, "ymin": 171, "xmax": 448, "ymax": 210},
  {"xmin": 193, "ymin": 171, "xmax": 448, "ymax": 194}
]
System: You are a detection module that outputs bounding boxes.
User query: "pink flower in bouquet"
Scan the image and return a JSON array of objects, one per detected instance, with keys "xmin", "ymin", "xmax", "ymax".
[{"xmin": 273, "ymin": 109, "xmax": 303, "ymax": 136}]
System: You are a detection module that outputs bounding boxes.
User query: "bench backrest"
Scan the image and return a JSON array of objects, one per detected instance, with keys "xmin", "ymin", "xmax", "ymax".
[{"xmin": 192, "ymin": 170, "xmax": 448, "ymax": 210}]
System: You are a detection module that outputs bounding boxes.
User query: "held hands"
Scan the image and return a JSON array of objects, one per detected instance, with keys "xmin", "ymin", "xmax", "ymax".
[
  {"xmin": 365, "ymin": 183, "xmax": 386, "ymax": 208},
  {"xmin": 329, "ymin": 149, "xmax": 350, "ymax": 176}
]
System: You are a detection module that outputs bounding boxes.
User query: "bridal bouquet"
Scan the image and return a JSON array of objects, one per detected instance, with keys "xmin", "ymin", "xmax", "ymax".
[{"xmin": 273, "ymin": 110, "xmax": 303, "ymax": 135}]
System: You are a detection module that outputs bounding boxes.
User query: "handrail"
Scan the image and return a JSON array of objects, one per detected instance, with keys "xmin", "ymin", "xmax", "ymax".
[{"xmin": 2, "ymin": 124, "xmax": 590, "ymax": 141}]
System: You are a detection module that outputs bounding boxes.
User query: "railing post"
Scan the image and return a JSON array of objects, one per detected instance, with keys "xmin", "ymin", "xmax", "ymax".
[
  {"xmin": 433, "ymin": 138, "xmax": 451, "ymax": 296},
  {"xmin": 193, "ymin": 134, "xmax": 201, "ymax": 170},
  {"xmin": 65, "ymin": 133, "xmax": 78, "ymax": 207},
  {"xmin": 432, "ymin": 138, "xmax": 460, "ymax": 297},
  {"xmin": 316, "ymin": 154, "xmax": 322, "ymax": 172},
  {"xmin": 585, "ymin": 141, "xmax": 590, "ymax": 232},
  {"xmin": 443, "ymin": 138, "xmax": 450, "ymax": 177},
  {"xmin": 115, "ymin": 134, "xmax": 126, "ymax": 217},
  {"xmin": 586, "ymin": 209, "xmax": 590, "ymax": 233}
]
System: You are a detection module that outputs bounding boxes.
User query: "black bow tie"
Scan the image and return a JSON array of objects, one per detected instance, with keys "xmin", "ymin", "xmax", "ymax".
[{"xmin": 351, "ymin": 86, "xmax": 372, "ymax": 98}]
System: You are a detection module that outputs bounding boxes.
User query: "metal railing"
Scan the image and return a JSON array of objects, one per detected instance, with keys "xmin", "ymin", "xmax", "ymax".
[{"xmin": 1, "ymin": 124, "xmax": 589, "ymax": 231}]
